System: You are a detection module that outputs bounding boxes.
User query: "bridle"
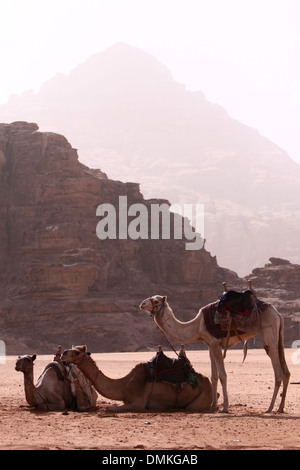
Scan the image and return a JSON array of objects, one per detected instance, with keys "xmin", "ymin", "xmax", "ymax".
[
  {"xmin": 149, "ymin": 297, "xmax": 166, "ymax": 316},
  {"xmin": 148, "ymin": 297, "xmax": 179, "ymax": 356},
  {"xmin": 65, "ymin": 351, "xmax": 101, "ymax": 390}
]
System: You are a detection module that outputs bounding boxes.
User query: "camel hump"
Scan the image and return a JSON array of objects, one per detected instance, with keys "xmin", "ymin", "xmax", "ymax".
[{"xmin": 43, "ymin": 361, "xmax": 66, "ymax": 381}]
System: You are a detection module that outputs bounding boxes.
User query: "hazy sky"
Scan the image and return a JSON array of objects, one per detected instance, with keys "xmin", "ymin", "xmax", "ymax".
[{"xmin": 1, "ymin": 0, "xmax": 299, "ymax": 163}]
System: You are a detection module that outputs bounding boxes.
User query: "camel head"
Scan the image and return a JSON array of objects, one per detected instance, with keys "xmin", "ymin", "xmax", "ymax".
[
  {"xmin": 15, "ymin": 354, "xmax": 36, "ymax": 372},
  {"xmin": 139, "ymin": 295, "xmax": 167, "ymax": 316},
  {"xmin": 61, "ymin": 345, "xmax": 87, "ymax": 364}
]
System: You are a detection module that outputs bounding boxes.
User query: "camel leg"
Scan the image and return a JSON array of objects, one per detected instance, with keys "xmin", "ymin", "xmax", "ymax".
[
  {"xmin": 265, "ymin": 345, "xmax": 283, "ymax": 413},
  {"xmin": 262, "ymin": 315, "xmax": 290, "ymax": 413},
  {"xmin": 260, "ymin": 308, "xmax": 290, "ymax": 413},
  {"xmin": 209, "ymin": 347, "xmax": 218, "ymax": 412},
  {"xmin": 209, "ymin": 343, "xmax": 229, "ymax": 412},
  {"xmin": 277, "ymin": 327, "xmax": 291, "ymax": 413},
  {"xmin": 214, "ymin": 345, "xmax": 229, "ymax": 412},
  {"xmin": 264, "ymin": 344, "xmax": 290, "ymax": 413},
  {"xmin": 278, "ymin": 371, "xmax": 290, "ymax": 413},
  {"xmin": 278, "ymin": 347, "xmax": 290, "ymax": 412}
]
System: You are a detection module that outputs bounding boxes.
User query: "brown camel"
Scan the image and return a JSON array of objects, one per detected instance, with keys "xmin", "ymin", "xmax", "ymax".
[
  {"xmin": 61, "ymin": 345, "xmax": 213, "ymax": 412},
  {"xmin": 15, "ymin": 355, "xmax": 73, "ymax": 411},
  {"xmin": 139, "ymin": 289, "xmax": 290, "ymax": 413}
]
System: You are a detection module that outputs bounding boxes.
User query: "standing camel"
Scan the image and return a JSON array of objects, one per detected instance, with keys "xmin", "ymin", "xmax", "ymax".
[{"xmin": 139, "ymin": 289, "xmax": 290, "ymax": 413}]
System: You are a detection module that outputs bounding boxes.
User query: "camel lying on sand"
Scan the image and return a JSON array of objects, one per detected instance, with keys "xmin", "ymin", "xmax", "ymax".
[
  {"xmin": 15, "ymin": 352, "xmax": 97, "ymax": 411},
  {"xmin": 61, "ymin": 345, "xmax": 213, "ymax": 412},
  {"xmin": 15, "ymin": 354, "xmax": 73, "ymax": 411}
]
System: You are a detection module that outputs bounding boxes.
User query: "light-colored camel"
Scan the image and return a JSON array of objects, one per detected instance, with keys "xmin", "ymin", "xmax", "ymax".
[
  {"xmin": 15, "ymin": 355, "xmax": 73, "ymax": 411},
  {"xmin": 139, "ymin": 292, "xmax": 290, "ymax": 413},
  {"xmin": 61, "ymin": 345, "xmax": 213, "ymax": 412}
]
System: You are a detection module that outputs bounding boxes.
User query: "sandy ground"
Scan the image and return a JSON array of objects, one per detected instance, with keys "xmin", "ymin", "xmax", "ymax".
[{"xmin": 1, "ymin": 348, "xmax": 300, "ymax": 451}]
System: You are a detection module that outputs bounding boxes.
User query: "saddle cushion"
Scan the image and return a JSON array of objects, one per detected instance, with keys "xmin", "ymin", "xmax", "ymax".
[
  {"xmin": 146, "ymin": 351, "xmax": 195, "ymax": 384},
  {"xmin": 66, "ymin": 364, "xmax": 97, "ymax": 411},
  {"xmin": 203, "ymin": 292, "xmax": 269, "ymax": 339},
  {"xmin": 42, "ymin": 361, "xmax": 66, "ymax": 381},
  {"xmin": 217, "ymin": 289, "xmax": 255, "ymax": 315}
]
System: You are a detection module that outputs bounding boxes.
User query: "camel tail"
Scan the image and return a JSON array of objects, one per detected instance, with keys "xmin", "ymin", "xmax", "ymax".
[{"xmin": 278, "ymin": 314, "xmax": 290, "ymax": 379}]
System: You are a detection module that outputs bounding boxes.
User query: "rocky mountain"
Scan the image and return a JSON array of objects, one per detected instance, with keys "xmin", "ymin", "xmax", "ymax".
[
  {"xmin": 1, "ymin": 43, "xmax": 300, "ymax": 276},
  {"xmin": 0, "ymin": 122, "xmax": 299, "ymax": 354},
  {"xmin": 245, "ymin": 257, "xmax": 300, "ymax": 347},
  {"xmin": 0, "ymin": 122, "xmax": 239, "ymax": 354}
]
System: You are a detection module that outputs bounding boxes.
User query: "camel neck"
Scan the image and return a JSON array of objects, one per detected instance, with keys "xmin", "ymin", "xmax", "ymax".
[
  {"xmin": 74, "ymin": 354, "xmax": 126, "ymax": 401},
  {"xmin": 155, "ymin": 303, "xmax": 202, "ymax": 343},
  {"xmin": 75, "ymin": 354, "xmax": 100, "ymax": 384},
  {"xmin": 22, "ymin": 367, "xmax": 37, "ymax": 407},
  {"xmin": 23, "ymin": 366, "xmax": 34, "ymax": 382}
]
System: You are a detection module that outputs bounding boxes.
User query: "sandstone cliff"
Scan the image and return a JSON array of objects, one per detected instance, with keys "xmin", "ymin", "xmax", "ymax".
[
  {"xmin": 1, "ymin": 122, "xmax": 298, "ymax": 354},
  {"xmin": 0, "ymin": 122, "xmax": 239, "ymax": 354}
]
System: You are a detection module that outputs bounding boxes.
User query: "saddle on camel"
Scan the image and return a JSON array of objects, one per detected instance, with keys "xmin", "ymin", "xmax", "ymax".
[
  {"xmin": 146, "ymin": 345, "xmax": 196, "ymax": 384},
  {"xmin": 203, "ymin": 281, "xmax": 269, "ymax": 358}
]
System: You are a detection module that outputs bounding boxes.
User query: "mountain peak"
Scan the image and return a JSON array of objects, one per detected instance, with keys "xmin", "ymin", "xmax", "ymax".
[
  {"xmin": 36, "ymin": 42, "xmax": 177, "ymax": 102},
  {"xmin": 77, "ymin": 42, "xmax": 174, "ymax": 84}
]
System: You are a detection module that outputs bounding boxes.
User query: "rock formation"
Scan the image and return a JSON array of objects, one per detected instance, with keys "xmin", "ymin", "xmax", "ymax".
[
  {"xmin": 0, "ymin": 122, "xmax": 298, "ymax": 354},
  {"xmin": 245, "ymin": 258, "xmax": 300, "ymax": 346},
  {"xmin": 0, "ymin": 122, "xmax": 238, "ymax": 353}
]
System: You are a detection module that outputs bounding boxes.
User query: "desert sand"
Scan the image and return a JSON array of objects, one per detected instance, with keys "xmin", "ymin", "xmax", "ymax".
[{"xmin": 1, "ymin": 348, "xmax": 299, "ymax": 451}]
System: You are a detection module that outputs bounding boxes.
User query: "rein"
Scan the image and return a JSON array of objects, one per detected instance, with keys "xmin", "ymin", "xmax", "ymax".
[
  {"xmin": 156, "ymin": 323, "xmax": 179, "ymax": 357},
  {"xmin": 72, "ymin": 353, "xmax": 100, "ymax": 390},
  {"xmin": 150, "ymin": 299, "xmax": 179, "ymax": 357},
  {"xmin": 149, "ymin": 298, "xmax": 166, "ymax": 316}
]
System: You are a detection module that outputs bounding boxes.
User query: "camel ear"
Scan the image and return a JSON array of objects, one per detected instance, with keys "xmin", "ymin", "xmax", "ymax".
[
  {"xmin": 31, "ymin": 354, "xmax": 36, "ymax": 362},
  {"xmin": 79, "ymin": 345, "xmax": 87, "ymax": 352},
  {"xmin": 162, "ymin": 296, "xmax": 167, "ymax": 302}
]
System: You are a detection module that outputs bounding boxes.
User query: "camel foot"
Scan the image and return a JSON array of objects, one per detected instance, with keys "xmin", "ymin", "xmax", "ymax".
[
  {"xmin": 266, "ymin": 408, "xmax": 285, "ymax": 414},
  {"xmin": 106, "ymin": 405, "xmax": 123, "ymax": 412},
  {"xmin": 106, "ymin": 404, "xmax": 144, "ymax": 413},
  {"xmin": 220, "ymin": 407, "xmax": 229, "ymax": 413},
  {"xmin": 209, "ymin": 405, "xmax": 218, "ymax": 413}
]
